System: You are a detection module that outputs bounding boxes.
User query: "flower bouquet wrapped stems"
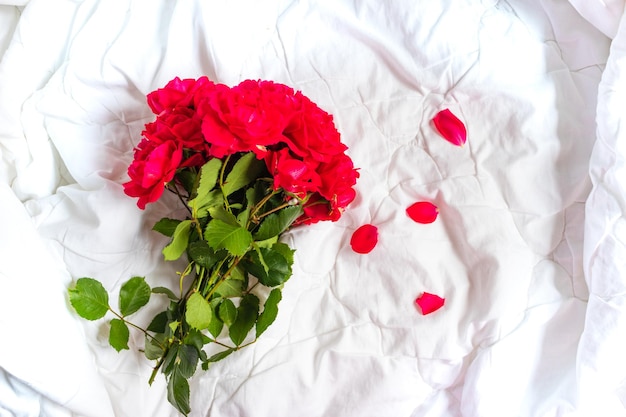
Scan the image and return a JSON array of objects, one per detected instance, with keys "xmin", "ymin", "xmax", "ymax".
[{"xmin": 68, "ymin": 77, "xmax": 358, "ymax": 415}]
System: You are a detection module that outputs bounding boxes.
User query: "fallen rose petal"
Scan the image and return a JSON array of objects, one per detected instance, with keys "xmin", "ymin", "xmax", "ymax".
[
  {"xmin": 415, "ymin": 292, "xmax": 445, "ymax": 315},
  {"xmin": 406, "ymin": 201, "xmax": 438, "ymax": 224},
  {"xmin": 350, "ymin": 224, "xmax": 378, "ymax": 254},
  {"xmin": 433, "ymin": 108, "xmax": 466, "ymax": 146}
]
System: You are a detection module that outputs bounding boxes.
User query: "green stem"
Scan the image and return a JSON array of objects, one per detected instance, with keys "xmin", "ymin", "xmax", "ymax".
[
  {"xmin": 237, "ymin": 338, "xmax": 258, "ymax": 350},
  {"xmin": 178, "ymin": 262, "xmax": 194, "ymax": 297},
  {"xmin": 255, "ymin": 200, "xmax": 295, "ymax": 220},
  {"xmin": 148, "ymin": 347, "xmax": 170, "ymax": 385},
  {"xmin": 204, "ymin": 255, "xmax": 244, "ymax": 300},
  {"xmin": 248, "ymin": 189, "xmax": 279, "ymax": 226},
  {"xmin": 206, "ymin": 338, "xmax": 234, "ymax": 349},
  {"xmin": 202, "ymin": 258, "xmax": 227, "ymax": 298},
  {"xmin": 218, "ymin": 154, "xmax": 232, "ymax": 211},
  {"xmin": 167, "ymin": 184, "xmax": 192, "ymax": 216}
]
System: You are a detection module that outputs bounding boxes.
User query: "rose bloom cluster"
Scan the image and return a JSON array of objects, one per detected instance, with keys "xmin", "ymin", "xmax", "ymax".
[{"xmin": 123, "ymin": 76, "xmax": 359, "ymax": 224}]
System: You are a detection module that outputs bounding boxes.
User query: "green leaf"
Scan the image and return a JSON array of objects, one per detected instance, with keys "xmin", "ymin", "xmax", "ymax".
[
  {"xmin": 176, "ymin": 345, "xmax": 199, "ymax": 379},
  {"xmin": 222, "ymin": 152, "xmax": 266, "ymax": 196},
  {"xmin": 187, "ymin": 240, "xmax": 220, "ymax": 269},
  {"xmin": 237, "ymin": 187, "xmax": 257, "ymax": 227},
  {"xmin": 206, "ymin": 348, "xmax": 235, "ymax": 363},
  {"xmin": 253, "ymin": 206, "xmax": 303, "ymax": 241},
  {"xmin": 188, "ymin": 159, "xmax": 222, "ymax": 216},
  {"xmin": 119, "ymin": 276, "xmax": 151, "ymax": 317},
  {"xmin": 214, "ymin": 277, "xmax": 244, "ymax": 298},
  {"xmin": 169, "ymin": 320, "xmax": 180, "ymax": 334},
  {"xmin": 190, "ymin": 190, "xmax": 223, "ymax": 218},
  {"xmin": 207, "ymin": 298, "xmax": 224, "ymax": 338},
  {"xmin": 109, "ymin": 318, "xmax": 130, "ymax": 352},
  {"xmin": 185, "ymin": 292, "xmax": 213, "ymax": 330},
  {"xmin": 229, "ymin": 293, "xmax": 259, "ymax": 346},
  {"xmin": 183, "ymin": 329, "xmax": 206, "ymax": 354},
  {"xmin": 147, "ymin": 310, "xmax": 169, "ymax": 333},
  {"xmin": 254, "ymin": 235, "xmax": 279, "ymax": 249},
  {"xmin": 144, "ymin": 333, "xmax": 166, "ymax": 360},
  {"xmin": 244, "ymin": 245, "xmax": 293, "ymax": 287},
  {"xmin": 272, "ymin": 241, "xmax": 295, "ymax": 266},
  {"xmin": 207, "ymin": 314, "xmax": 223, "ymax": 338},
  {"xmin": 229, "ymin": 265, "xmax": 246, "ymax": 281},
  {"xmin": 204, "ymin": 219, "xmax": 252, "ymax": 256},
  {"xmin": 152, "ymin": 286, "xmax": 178, "ymax": 301},
  {"xmin": 68, "ymin": 277, "xmax": 110, "ymax": 320},
  {"xmin": 162, "ymin": 220, "xmax": 192, "ymax": 261},
  {"xmin": 256, "ymin": 288, "xmax": 282, "ymax": 338},
  {"xmin": 208, "ymin": 206, "xmax": 239, "ymax": 226},
  {"xmin": 218, "ymin": 299, "xmax": 238, "ymax": 327},
  {"xmin": 195, "ymin": 158, "xmax": 222, "ymax": 197},
  {"xmin": 162, "ymin": 344, "xmax": 179, "ymax": 376},
  {"xmin": 167, "ymin": 370, "xmax": 191, "ymax": 416},
  {"xmin": 152, "ymin": 218, "xmax": 182, "ymax": 237},
  {"xmin": 251, "ymin": 243, "xmax": 270, "ymax": 275}
]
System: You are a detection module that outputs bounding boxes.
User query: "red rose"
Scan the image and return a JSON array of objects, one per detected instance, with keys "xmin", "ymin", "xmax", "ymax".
[
  {"xmin": 226, "ymin": 80, "xmax": 296, "ymax": 143},
  {"xmin": 123, "ymin": 139, "xmax": 183, "ymax": 209},
  {"xmin": 197, "ymin": 80, "xmax": 298, "ymax": 158},
  {"xmin": 196, "ymin": 83, "xmax": 250, "ymax": 158},
  {"xmin": 144, "ymin": 107, "xmax": 206, "ymax": 152},
  {"xmin": 298, "ymin": 193, "xmax": 342, "ymax": 225},
  {"xmin": 316, "ymin": 153, "xmax": 358, "ymax": 204},
  {"xmin": 265, "ymin": 148, "xmax": 321, "ymax": 198},
  {"xmin": 147, "ymin": 76, "xmax": 215, "ymax": 114},
  {"xmin": 281, "ymin": 93, "xmax": 347, "ymax": 163}
]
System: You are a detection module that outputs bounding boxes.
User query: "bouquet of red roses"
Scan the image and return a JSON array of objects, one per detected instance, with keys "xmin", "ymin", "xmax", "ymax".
[{"xmin": 68, "ymin": 77, "xmax": 358, "ymax": 415}]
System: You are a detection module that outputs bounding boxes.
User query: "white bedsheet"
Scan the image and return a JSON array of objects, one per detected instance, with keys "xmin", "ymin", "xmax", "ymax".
[{"xmin": 1, "ymin": 1, "xmax": 625, "ymax": 416}]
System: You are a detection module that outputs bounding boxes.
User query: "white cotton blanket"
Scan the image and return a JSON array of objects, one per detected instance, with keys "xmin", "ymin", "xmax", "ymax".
[{"xmin": 0, "ymin": 1, "xmax": 624, "ymax": 416}]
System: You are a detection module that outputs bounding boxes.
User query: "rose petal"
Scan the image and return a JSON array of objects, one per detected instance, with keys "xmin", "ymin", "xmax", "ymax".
[
  {"xmin": 350, "ymin": 224, "xmax": 378, "ymax": 254},
  {"xmin": 415, "ymin": 292, "xmax": 445, "ymax": 315},
  {"xmin": 406, "ymin": 201, "xmax": 438, "ymax": 224},
  {"xmin": 432, "ymin": 109, "xmax": 466, "ymax": 146}
]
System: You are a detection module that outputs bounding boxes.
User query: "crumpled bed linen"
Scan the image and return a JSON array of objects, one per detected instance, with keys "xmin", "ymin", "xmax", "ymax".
[{"xmin": 0, "ymin": 0, "xmax": 624, "ymax": 416}]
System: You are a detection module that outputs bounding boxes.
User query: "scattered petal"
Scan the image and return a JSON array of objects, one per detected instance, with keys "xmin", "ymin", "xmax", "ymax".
[
  {"xmin": 406, "ymin": 201, "xmax": 438, "ymax": 224},
  {"xmin": 433, "ymin": 109, "xmax": 466, "ymax": 146},
  {"xmin": 350, "ymin": 224, "xmax": 378, "ymax": 254},
  {"xmin": 415, "ymin": 292, "xmax": 445, "ymax": 315}
]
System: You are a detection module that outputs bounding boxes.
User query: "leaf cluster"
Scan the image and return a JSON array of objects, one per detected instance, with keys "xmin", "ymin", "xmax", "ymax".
[{"xmin": 68, "ymin": 152, "xmax": 302, "ymax": 415}]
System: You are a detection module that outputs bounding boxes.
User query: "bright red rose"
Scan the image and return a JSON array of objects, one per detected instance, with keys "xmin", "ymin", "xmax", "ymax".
[
  {"xmin": 282, "ymin": 93, "xmax": 347, "ymax": 163},
  {"xmin": 226, "ymin": 80, "xmax": 297, "ymax": 143},
  {"xmin": 317, "ymin": 153, "xmax": 358, "ymax": 204},
  {"xmin": 144, "ymin": 107, "xmax": 206, "ymax": 152},
  {"xmin": 299, "ymin": 194, "xmax": 336, "ymax": 224},
  {"xmin": 265, "ymin": 148, "xmax": 321, "ymax": 198},
  {"xmin": 129, "ymin": 76, "xmax": 359, "ymax": 217},
  {"xmin": 123, "ymin": 139, "xmax": 183, "ymax": 209},
  {"xmin": 197, "ymin": 83, "xmax": 252, "ymax": 158},
  {"xmin": 147, "ymin": 76, "xmax": 215, "ymax": 114},
  {"xmin": 198, "ymin": 80, "xmax": 298, "ymax": 158}
]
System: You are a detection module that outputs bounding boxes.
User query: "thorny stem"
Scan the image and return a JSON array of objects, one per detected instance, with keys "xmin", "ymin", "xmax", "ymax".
[
  {"xmin": 178, "ymin": 262, "xmax": 194, "ymax": 297},
  {"xmin": 149, "ymin": 355, "xmax": 165, "ymax": 385},
  {"xmin": 204, "ymin": 255, "xmax": 244, "ymax": 300},
  {"xmin": 202, "ymin": 258, "xmax": 227, "ymax": 298},
  {"xmin": 255, "ymin": 200, "xmax": 296, "ymax": 220},
  {"xmin": 167, "ymin": 184, "xmax": 192, "ymax": 216},
  {"xmin": 248, "ymin": 189, "xmax": 279, "ymax": 226},
  {"xmin": 218, "ymin": 154, "xmax": 232, "ymax": 211}
]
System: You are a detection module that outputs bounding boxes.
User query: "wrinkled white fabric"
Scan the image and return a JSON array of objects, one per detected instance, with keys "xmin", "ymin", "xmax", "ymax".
[
  {"xmin": 0, "ymin": 0, "xmax": 622, "ymax": 416},
  {"xmin": 568, "ymin": 0, "xmax": 625, "ymax": 39},
  {"xmin": 581, "ymin": 8, "xmax": 626, "ymax": 417}
]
